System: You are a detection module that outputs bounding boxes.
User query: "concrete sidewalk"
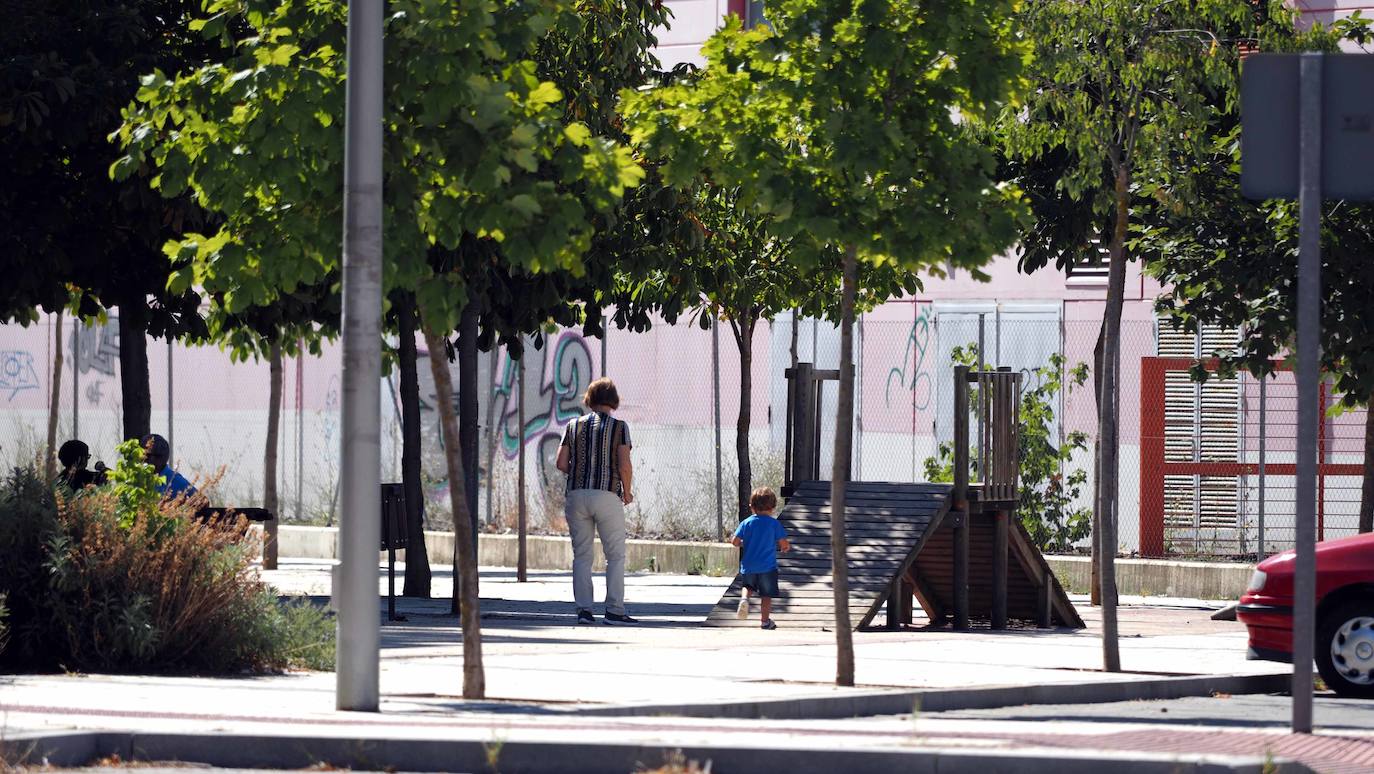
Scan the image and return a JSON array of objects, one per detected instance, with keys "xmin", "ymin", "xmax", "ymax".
[{"xmin": 3, "ymin": 560, "xmax": 1359, "ymax": 773}]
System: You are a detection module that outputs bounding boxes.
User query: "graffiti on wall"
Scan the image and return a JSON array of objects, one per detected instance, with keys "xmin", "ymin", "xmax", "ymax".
[
  {"xmin": 1, "ymin": 350, "xmax": 39, "ymax": 400},
  {"xmin": 884, "ymin": 304, "xmax": 934, "ymax": 411},
  {"xmin": 494, "ymin": 332, "xmax": 593, "ymax": 456},
  {"xmin": 70, "ymin": 320, "xmax": 121, "ymax": 377}
]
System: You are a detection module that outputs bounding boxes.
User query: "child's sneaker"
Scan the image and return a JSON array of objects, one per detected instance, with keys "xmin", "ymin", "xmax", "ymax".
[
  {"xmin": 736, "ymin": 598, "xmax": 749, "ymax": 619},
  {"xmin": 761, "ymin": 619, "xmax": 777, "ymax": 630}
]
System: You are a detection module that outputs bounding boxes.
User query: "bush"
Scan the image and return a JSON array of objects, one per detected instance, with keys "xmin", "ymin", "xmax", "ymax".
[{"xmin": 0, "ymin": 442, "xmax": 333, "ymax": 673}]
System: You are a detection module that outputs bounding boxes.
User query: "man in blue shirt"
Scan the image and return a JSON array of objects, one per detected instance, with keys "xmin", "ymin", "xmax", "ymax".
[
  {"xmin": 731, "ymin": 486, "xmax": 790, "ymax": 630},
  {"xmin": 141, "ymin": 434, "xmax": 196, "ymax": 499}
]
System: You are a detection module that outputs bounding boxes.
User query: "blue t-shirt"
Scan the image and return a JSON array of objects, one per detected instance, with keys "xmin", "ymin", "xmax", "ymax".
[
  {"xmin": 734, "ymin": 514, "xmax": 787, "ymax": 574},
  {"xmin": 158, "ymin": 465, "xmax": 196, "ymax": 499}
]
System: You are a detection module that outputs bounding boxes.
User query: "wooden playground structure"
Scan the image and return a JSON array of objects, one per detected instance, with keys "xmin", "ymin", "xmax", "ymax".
[{"xmin": 707, "ymin": 363, "xmax": 1083, "ymax": 630}]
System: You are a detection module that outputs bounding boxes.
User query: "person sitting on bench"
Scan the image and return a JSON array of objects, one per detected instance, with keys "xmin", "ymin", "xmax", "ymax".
[
  {"xmin": 140, "ymin": 434, "xmax": 196, "ymax": 499},
  {"xmin": 57, "ymin": 440, "xmax": 107, "ymax": 490}
]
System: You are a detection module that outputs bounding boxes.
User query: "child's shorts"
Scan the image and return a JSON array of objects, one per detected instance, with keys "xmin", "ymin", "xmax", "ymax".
[{"xmin": 741, "ymin": 568, "xmax": 780, "ymax": 598}]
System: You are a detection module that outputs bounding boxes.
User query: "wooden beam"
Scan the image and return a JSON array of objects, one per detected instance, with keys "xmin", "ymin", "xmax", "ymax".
[{"xmin": 992, "ymin": 509, "xmax": 1008, "ymax": 630}]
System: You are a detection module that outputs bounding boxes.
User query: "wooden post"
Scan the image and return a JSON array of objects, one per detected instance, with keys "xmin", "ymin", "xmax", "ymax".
[
  {"xmin": 953, "ymin": 365, "xmax": 970, "ymax": 630},
  {"xmin": 790, "ymin": 363, "xmax": 817, "ymax": 487},
  {"xmin": 992, "ymin": 510, "xmax": 1008, "ymax": 629},
  {"xmin": 886, "ymin": 576, "xmax": 901, "ymax": 630},
  {"xmin": 1037, "ymin": 571, "xmax": 1053, "ymax": 628}
]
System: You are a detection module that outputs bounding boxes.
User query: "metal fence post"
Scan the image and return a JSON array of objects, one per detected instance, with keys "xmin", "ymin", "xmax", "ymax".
[
  {"xmin": 167, "ymin": 338, "xmax": 174, "ymax": 457},
  {"xmin": 1258, "ymin": 373, "xmax": 1267, "ymax": 560},
  {"xmin": 712, "ymin": 320, "xmax": 723, "ymax": 541},
  {"xmin": 72, "ymin": 320, "xmax": 80, "ymax": 440},
  {"xmin": 517, "ymin": 345, "xmax": 527, "ymax": 582}
]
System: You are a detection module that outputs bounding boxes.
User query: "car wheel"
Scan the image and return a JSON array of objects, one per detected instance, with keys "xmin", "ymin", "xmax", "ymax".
[{"xmin": 1317, "ymin": 600, "xmax": 1374, "ymax": 699}]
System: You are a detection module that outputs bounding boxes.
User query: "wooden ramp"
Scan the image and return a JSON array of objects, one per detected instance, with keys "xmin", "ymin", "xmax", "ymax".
[
  {"xmin": 906, "ymin": 505, "xmax": 1084, "ymax": 629},
  {"xmin": 705, "ymin": 481, "xmax": 1083, "ymax": 630}
]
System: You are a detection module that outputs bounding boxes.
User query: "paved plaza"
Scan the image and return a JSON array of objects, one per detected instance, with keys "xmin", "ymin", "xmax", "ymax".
[{"xmin": 8, "ymin": 561, "xmax": 1374, "ymax": 772}]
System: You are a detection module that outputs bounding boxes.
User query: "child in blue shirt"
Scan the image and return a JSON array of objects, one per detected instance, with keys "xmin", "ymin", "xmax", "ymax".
[{"xmin": 731, "ymin": 486, "xmax": 790, "ymax": 630}]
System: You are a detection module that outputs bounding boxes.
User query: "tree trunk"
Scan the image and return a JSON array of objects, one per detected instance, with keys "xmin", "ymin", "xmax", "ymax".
[
  {"xmin": 46, "ymin": 310, "xmax": 64, "ymax": 482},
  {"xmin": 118, "ymin": 302, "xmax": 151, "ymax": 441},
  {"xmin": 459, "ymin": 304, "xmax": 480, "ymax": 543},
  {"xmin": 1090, "ymin": 326, "xmax": 1104, "ymax": 607},
  {"xmin": 263, "ymin": 341, "xmax": 283, "ymax": 570},
  {"xmin": 398, "ymin": 295, "xmax": 431, "ymax": 596},
  {"xmin": 1360, "ymin": 408, "xmax": 1374, "ymax": 533},
  {"xmin": 454, "ymin": 304, "xmax": 481, "ymax": 608},
  {"xmin": 733, "ymin": 316, "xmax": 755, "ymax": 523},
  {"xmin": 791, "ymin": 313, "xmax": 799, "ymax": 368},
  {"xmin": 831, "ymin": 244, "xmax": 859, "ymax": 687},
  {"xmin": 424, "ymin": 325, "xmax": 485, "ymax": 699},
  {"xmin": 1097, "ymin": 164, "xmax": 1129, "ymax": 673}
]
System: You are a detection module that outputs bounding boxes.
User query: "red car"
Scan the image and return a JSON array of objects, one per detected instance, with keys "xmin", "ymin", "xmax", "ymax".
[{"xmin": 1238, "ymin": 532, "xmax": 1374, "ymax": 698}]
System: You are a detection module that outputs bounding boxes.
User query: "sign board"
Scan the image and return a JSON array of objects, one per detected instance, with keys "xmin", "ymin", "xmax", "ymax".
[{"xmin": 1242, "ymin": 53, "xmax": 1374, "ymax": 200}]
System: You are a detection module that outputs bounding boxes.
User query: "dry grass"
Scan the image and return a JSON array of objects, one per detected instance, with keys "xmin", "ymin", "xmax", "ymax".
[{"xmin": 1, "ymin": 466, "xmax": 333, "ymax": 674}]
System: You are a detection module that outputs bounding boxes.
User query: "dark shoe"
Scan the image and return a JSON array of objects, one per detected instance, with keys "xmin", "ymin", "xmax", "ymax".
[
  {"xmin": 577, "ymin": 610, "xmax": 595, "ymax": 625},
  {"xmin": 761, "ymin": 619, "xmax": 777, "ymax": 630},
  {"xmin": 603, "ymin": 612, "xmax": 639, "ymax": 626}
]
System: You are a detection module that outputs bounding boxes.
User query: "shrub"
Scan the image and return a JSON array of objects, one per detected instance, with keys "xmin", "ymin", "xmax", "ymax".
[{"xmin": 0, "ymin": 445, "xmax": 334, "ymax": 674}]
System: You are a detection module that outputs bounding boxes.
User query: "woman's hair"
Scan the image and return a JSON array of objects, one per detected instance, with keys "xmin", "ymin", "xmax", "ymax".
[
  {"xmin": 583, "ymin": 377, "xmax": 620, "ymax": 410},
  {"xmin": 750, "ymin": 486, "xmax": 778, "ymax": 513}
]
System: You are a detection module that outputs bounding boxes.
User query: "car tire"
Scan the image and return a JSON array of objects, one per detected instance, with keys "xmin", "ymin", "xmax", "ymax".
[{"xmin": 1317, "ymin": 600, "xmax": 1374, "ymax": 699}]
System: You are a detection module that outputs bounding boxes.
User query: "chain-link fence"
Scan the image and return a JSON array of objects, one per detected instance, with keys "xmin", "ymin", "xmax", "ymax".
[{"xmin": 2, "ymin": 303, "xmax": 1364, "ymax": 559}]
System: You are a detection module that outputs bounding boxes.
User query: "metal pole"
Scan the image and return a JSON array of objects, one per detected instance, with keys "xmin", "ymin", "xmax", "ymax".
[
  {"xmin": 167, "ymin": 338, "xmax": 174, "ymax": 457},
  {"xmin": 335, "ymin": 0, "xmax": 384, "ymax": 712},
  {"xmin": 601, "ymin": 314, "xmax": 608, "ymax": 378},
  {"xmin": 72, "ymin": 321, "xmax": 80, "ymax": 440},
  {"xmin": 296, "ymin": 347, "xmax": 304, "ymax": 522},
  {"xmin": 978, "ymin": 314, "xmax": 986, "ymax": 483},
  {"xmin": 1194, "ymin": 321, "xmax": 1203, "ymax": 547},
  {"xmin": 712, "ymin": 320, "xmax": 724, "ymax": 541},
  {"xmin": 911, "ymin": 304, "xmax": 918, "ymax": 481},
  {"xmin": 517, "ymin": 347, "xmax": 527, "ymax": 582},
  {"xmin": 856, "ymin": 313, "xmax": 864, "ymax": 478},
  {"xmin": 1258, "ymin": 373, "xmax": 1267, "ymax": 559},
  {"xmin": 1292, "ymin": 51, "xmax": 1322, "ymax": 735}
]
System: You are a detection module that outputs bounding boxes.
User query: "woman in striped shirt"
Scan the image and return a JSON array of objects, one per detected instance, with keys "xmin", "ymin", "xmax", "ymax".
[{"xmin": 556, "ymin": 377, "xmax": 636, "ymax": 625}]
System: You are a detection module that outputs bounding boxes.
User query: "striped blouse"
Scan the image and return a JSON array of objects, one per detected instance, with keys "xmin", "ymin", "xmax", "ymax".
[{"xmin": 560, "ymin": 411, "xmax": 632, "ymax": 495}]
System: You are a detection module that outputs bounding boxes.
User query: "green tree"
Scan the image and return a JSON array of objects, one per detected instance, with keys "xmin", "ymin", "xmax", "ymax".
[
  {"xmin": 1140, "ymin": 11, "xmax": 1374, "ymax": 534},
  {"xmin": 197, "ymin": 287, "xmax": 339, "ymax": 569},
  {"xmin": 624, "ymin": 2, "xmax": 1026, "ymax": 686},
  {"xmin": 0, "ymin": 0, "xmax": 216, "ymax": 441},
  {"xmin": 999, "ymin": 0, "xmax": 1255, "ymax": 672},
  {"xmin": 924, "ymin": 347, "xmax": 1091, "ymax": 553},
  {"xmin": 116, "ymin": 0, "xmax": 644, "ymax": 699},
  {"xmin": 688, "ymin": 186, "xmax": 916, "ymax": 523}
]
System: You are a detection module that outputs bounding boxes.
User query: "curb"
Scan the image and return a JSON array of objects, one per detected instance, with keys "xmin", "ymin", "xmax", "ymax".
[
  {"xmin": 1, "ymin": 730, "xmax": 1307, "ymax": 774},
  {"xmin": 575, "ymin": 671, "xmax": 1292, "ymax": 719}
]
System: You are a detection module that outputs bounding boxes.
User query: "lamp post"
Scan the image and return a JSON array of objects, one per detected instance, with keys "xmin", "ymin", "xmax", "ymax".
[{"xmin": 335, "ymin": 0, "xmax": 384, "ymax": 712}]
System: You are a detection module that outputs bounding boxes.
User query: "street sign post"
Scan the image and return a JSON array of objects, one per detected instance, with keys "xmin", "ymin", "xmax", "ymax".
[{"xmin": 1242, "ymin": 52, "xmax": 1374, "ymax": 735}]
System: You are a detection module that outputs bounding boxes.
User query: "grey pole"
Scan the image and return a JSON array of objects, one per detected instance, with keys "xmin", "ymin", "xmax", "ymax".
[
  {"xmin": 978, "ymin": 313, "xmax": 986, "ymax": 484},
  {"xmin": 296, "ymin": 348, "xmax": 304, "ymax": 522},
  {"xmin": 1258, "ymin": 373, "xmax": 1267, "ymax": 560},
  {"xmin": 712, "ymin": 319, "xmax": 724, "ymax": 540},
  {"xmin": 1292, "ymin": 51, "xmax": 1322, "ymax": 735},
  {"xmin": 335, "ymin": 0, "xmax": 384, "ymax": 713},
  {"xmin": 167, "ymin": 338, "xmax": 174, "ymax": 460},
  {"xmin": 72, "ymin": 321, "xmax": 80, "ymax": 440},
  {"xmin": 601, "ymin": 314, "xmax": 609, "ymax": 378},
  {"xmin": 1194, "ymin": 321, "xmax": 1203, "ymax": 547}
]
